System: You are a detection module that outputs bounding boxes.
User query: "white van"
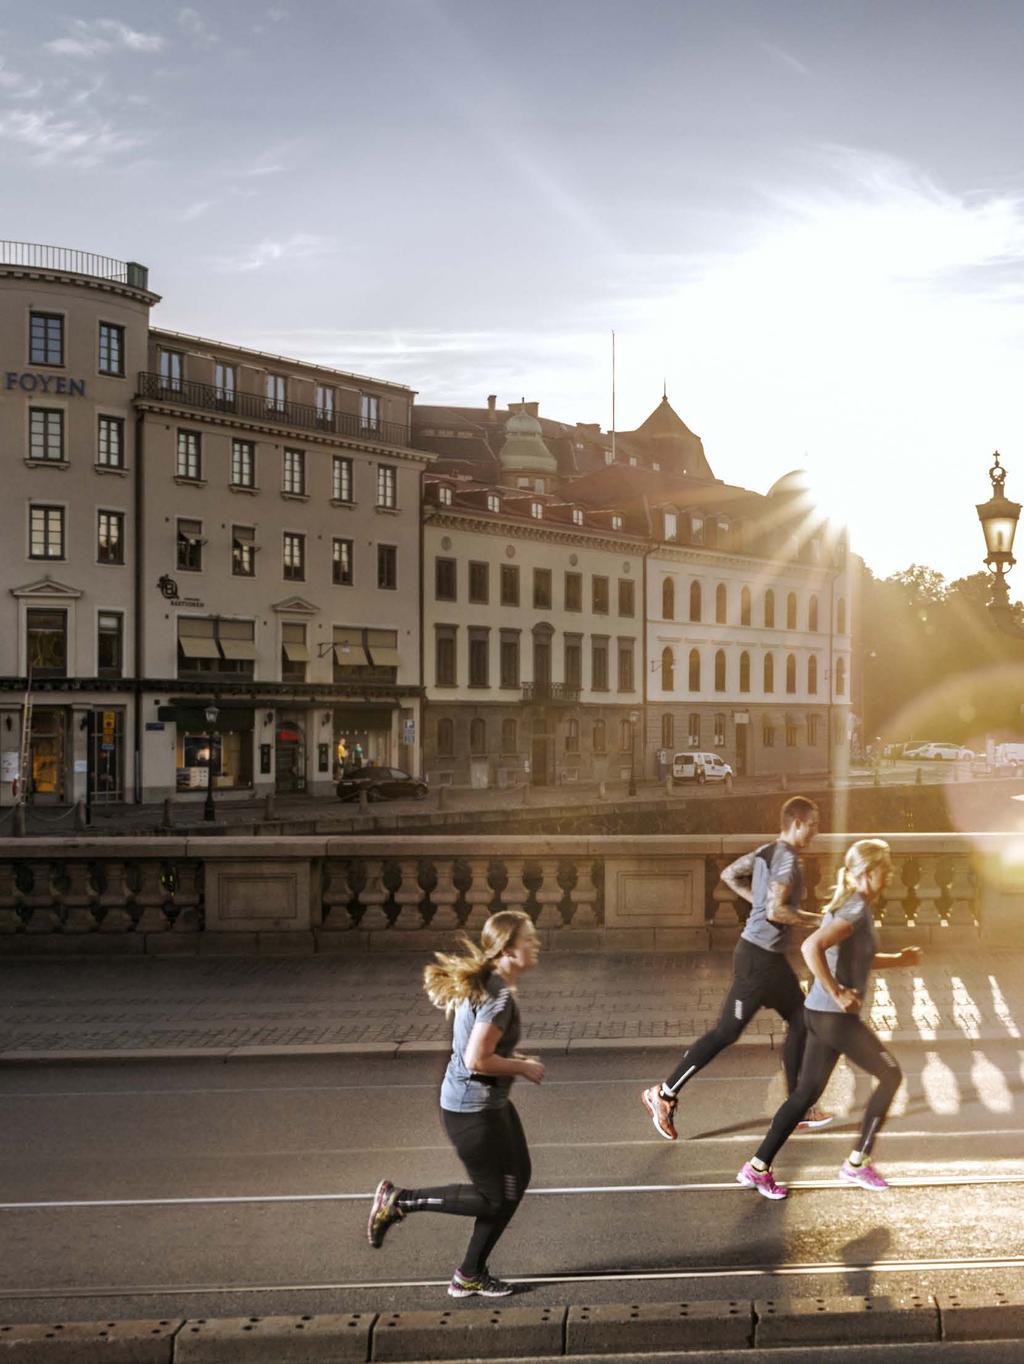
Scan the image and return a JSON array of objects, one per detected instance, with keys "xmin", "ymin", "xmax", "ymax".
[
  {"xmin": 672, "ymin": 751, "xmax": 734, "ymax": 784},
  {"xmin": 995, "ymin": 743, "xmax": 1024, "ymax": 770}
]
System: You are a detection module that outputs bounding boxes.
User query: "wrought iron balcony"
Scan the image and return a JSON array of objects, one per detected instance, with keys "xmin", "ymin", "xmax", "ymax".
[
  {"xmin": 137, "ymin": 372, "xmax": 410, "ymax": 447},
  {"xmin": 0, "ymin": 240, "xmax": 148, "ymax": 289},
  {"xmin": 522, "ymin": 682, "xmax": 580, "ymax": 705}
]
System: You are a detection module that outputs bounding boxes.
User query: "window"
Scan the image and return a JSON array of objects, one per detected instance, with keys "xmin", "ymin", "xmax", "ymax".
[
  {"xmin": 177, "ymin": 617, "xmax": 256, "ymax": 679},
  {"xmin": 176, "ymin": 430, "xmax": 201, "ymax": 480},
  {"xmin": 98, "ymin": 415, "xmax": 125, "ymax": 468},
  {"xmin": 533, "ymin": 568, "xmax": 552, "ymax": 609},
  {"xmin": 283, "ymin": 531, "xmax": 305, "ymax": 581},
  {"xmin": 836, "ymin": 656, "xmax": 847, "ymax": 695},
  {"xmin": 283, "ymin": 448, "xmax": 305, "ymax": 495},
  {"xmin": 533, "ymin": 629, "xmax": 551, "ymax": 687},
  {"xmin": 376, "ymin": 464, "xmax": 397, "ymax": 508},
  {"xmin": 361, "ymin": 393, "xmax": 380, "ymax": 433},
  {"xmin": 26, "ymin": 608, "xmax": 66, "ymax": 676},
  {"xmin": 566, "ymin": 718, "xmax": 580, "ymax": 753},
  {"xmin": 785, "ymin": 653, "xmax": 797, "ymax": 694},
  {"xmin": 689, "ymin": 581, "xmax": 702, "ymax": 622},
  {"xmin": 500, "ymin": 563, "xmax": 519, "ymax": 606},
  {"xmin": 571, "ymin": 507, "xmax": 584, "ymax": 525},
  {"xmin": 97, "ymin": 510, "xmax": 125, "ymax": 565},
  {"xmin": 809, "ymin": 595, "xmax": 819, "ymax": 632},
  {"xmin": 470, "ymin": 717, "xmax": 487, "ymax": 755},
  {"xmin": 435, "ymin": 627, "xmax": 457, "ymax": 686},
  {"xmin": 315, "ymin": 384, "xmax": 335, "ymax": 425},
  {"xmin": 281, "ymin": 621, "xmax": 307, "ymax": 682},
  {"xmin": 231, "ymin": 439, "xmax": 255, "ymax": 488},
  {"xmin": 437, "ymin": 717, "xmax": 455, "ymax": 756},
  {"xmin": 29, "ymin": 505, "xmax": 65, "ymax": 560},
  {"xmin": 29, "ymin": 408, "xmax": 64, "ymax": 462},
  {"xmin": 611, "ymin": 514, "xmax": 623, "ymax": 530},
  {"xmin": 214, "ymin": 363, "xmax": 235, "ymax": 406},
  {"xmin": 377, "ymin": 544, "xmax": 397, "ymax": 590},
  {"xmin": 739, "ymin": 651, "xmax": 751, "ymax": 693},
  {"xmin": 661, "ymin": 646, "xmax": 674, "ymax": 691},
  {"xmin": 592, "ymin": 576, "xmax": 609, "ymax": 614},
  {"xmin": 663, "ymin": 510, "xmax": 677, "ymax": 540},
  {"xmin": 530, "ymin": 501, "xmax": 543, "ymax": 520},
  {"xmin": 593, "ymin": 719, "xmax": 607, "ymax": 752},
  {"xmin": 564, "ymin": 571, "xmax": 582, "ymax": 612},
  {"xmin": 688, "ymin": 648, "xmax": 701, "ymax": 691},
  {"xmin": 808, "ymin": 655, "xmax": 818, "ymax": 694},
  {"xmin": 487, "ymin": 493, "xmax": 501, "ymax": 513},
  {"xmin": 437, "ymin": 484, "xmax": 453, "ymax": 506},
  {"xmin": 662, "ymin": 577, "xmax": 675, "ymax": 620},
  {"xmin": 591, "ymin": 638, "xmax": 609, "ymax": 691},
  {"xmin": 690, "ymin": 514, "xmax": 704, "ymax": 543},
  {"xmin": 740, "ymin": 586, "xmax": 751, "ymax": 626},
  {"xmin": 469, "ymin": 561, "xmax": 489, "ymax": 604},
  {"xmin": 564, "ymin": 635, "xmax": 582, "ymax": 688},
  {"xmin": 764, "ymin": 589, "xmax": 775, "ymax": 628},
  {"xmin": 661, "ymin": 713, "xmax": 674, "ymax": 749},
  {"xmin": 98, "ymin": 322, "xmax": 125, "ymax": 376},
  {"xmin": 714, "ymin": 713, "xmax": 726, "ymax": 747},
  {"xmin": 30, "ymin": 312, "xmax": 63, "ymax": 366},
  {"xmin": 618, "ymin": 578, "xmax": 635, "ymax": 617},
  {"xmin": 715, "ymin": 583, "xmax": 727, "ymax": 624},
  {"xmin": 619, "ymin": 718, "xmax": 633, "ymax": 751},
  {"xmin": 177, "ymin": 517, "xmax": 203, "ymax": 572},
  {"xmin": 786, "ymin": 592, "xmax": 797, "ymax": 630},
  {"xmin": 786, "ymin": 720, "xmax": 798, "ymax": 748},
  {"xmin": 837, "ymin": 598, "xmax": 847, "ymax": 634},
  {"xmin": 332, "ymin": 455, "xmax": 353, "ymax": 502},
  {"xmin": 469, "ymin": 628, "xmax": 490, "ymax": 687},
  {"xmin": 763, "ymin": 722, "xmax": 776, "ymax": 747},
  {"xmin": 763, "ymin": 653, "xmax": 775, "ymax": 693},
  {"xmin": 332, "ymin": 537, "xmax": 353, "ymax": 585},
  {"xmin": 97, "ymin": 611, "xmax": 123, "ymax": 678},
  {"xmin": 501, "ymin": 718, "xmax": 518, "ymax": 753},
  {"xmin": 158, "ymin": 348, "xmax": 183, "ymax": 392},
  {"xmin": 233, "ymin": 525, "xmax": 256, "ymax": 577},
  {"xmin": 265, "ymin": 373, "xmax": 286, "ymax": 412},
  {"xmin": 435, "ymin": 557, "xmax": 457, "ymax": 601},
  {"xmin": 617, "ymin": 639, "xmax": 635, "ymax": 692},
  {"xmin": 714, "ymin": 649, "xmax": 726, "ymax": 692},
  {"xmin": 807, "ymin": 715, "xmax": 820, "ymax": 746},
  {"xmin": 688, "ymin": 713, "xmax": 701, "ymax": 745},
  {"xmin": 500, "ymin": 632, "xmax": 520, "ymax": 688}
]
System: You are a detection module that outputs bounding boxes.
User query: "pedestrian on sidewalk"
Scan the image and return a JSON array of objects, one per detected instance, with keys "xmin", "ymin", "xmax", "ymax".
[
  {"xmin": 367, "ymin": 909, "xmax": 544, "ymax": 1298},
  {"xmin": 736, "ymin": 838, "xmax": 922, "ymax": 1199},
  {"xmin": 641, "ymin": 795, "xmax": 831, "ymax": 1140}
]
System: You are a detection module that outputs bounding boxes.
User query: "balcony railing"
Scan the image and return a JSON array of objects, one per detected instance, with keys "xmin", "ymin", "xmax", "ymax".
[
  {"xmin": 0, "ymin": 241, "xmax": 148, "ymax": 289},
  {"xmin": 522, "ymin": 682, "xmax": 581, "ymax": 705},
  {"xmin": 137, "ymin": 372, "xmax": 410, "ymax": 447}
]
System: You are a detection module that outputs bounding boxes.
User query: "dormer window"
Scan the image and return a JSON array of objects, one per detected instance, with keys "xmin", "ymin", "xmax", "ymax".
[
  {"xmin": 437, "ymin": 485, "xmax": 453, "ymax": 506},
  {"xmin": 690, "ymin": 514, "xmax": 704, "ymax": 543},
  {"xmin": 611, "ymin": 514, "xmax": 623, "ymax": 530},
  {"xmin": 571, "ymin": 508, "xmax": 584, "ymax": 526},
  {"xmin": 663, "ymin": 511, "xmax": 677, "ymax": 540},
  {"xmin": 517, "ymin": 477, "xmax": 531, "ymax": 489},
  {"xmin": 487, "ymin": 493, "xmax": 501, "ymax": 513},
  {"xmin": 531, "ymin": 502, "xmax": 543, "ymax": 519}
]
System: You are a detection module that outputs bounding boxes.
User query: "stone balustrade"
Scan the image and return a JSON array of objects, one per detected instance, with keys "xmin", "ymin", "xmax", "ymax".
[{"xmin": 0, "ymin": 833, "xmax": 1020, "ymax": 954}]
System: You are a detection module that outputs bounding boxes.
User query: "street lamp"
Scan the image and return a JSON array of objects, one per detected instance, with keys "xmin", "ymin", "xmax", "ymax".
[
  {"xmin": 977, "ymin": 452, "xmax": 1023, "ymax": 636},
  {"xmin": 203, "ymin": 702, "xmax": 219, "ymax": 822},
  {"xmin": 628, "ymin": 708, "xmax": 640, "ymax": 797}
]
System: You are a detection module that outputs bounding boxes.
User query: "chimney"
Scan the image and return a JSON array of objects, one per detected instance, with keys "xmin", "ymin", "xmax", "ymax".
[
  {"xmin": 486, "ymin": 394, "xmax": 497, "ymax": 420},
  {"xmin": 522, "ymin": 401, "xmax": 539, "ymax": 417}
]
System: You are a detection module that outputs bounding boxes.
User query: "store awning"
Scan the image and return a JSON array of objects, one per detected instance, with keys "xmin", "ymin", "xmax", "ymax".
[
  {"xmin": 368, "ymin": 646, "xmax": 401, "ymax": 667},
  {"xmin": 178, "ymin": 636, "xmax": 220, "ymax": 659},
  {"xmin": 219, "ymin": 639, "xmax": 258, "ymax": 660},
  {"xmin": 283, "ymin": 641, "xmax": 310, "ymax": 662},
  {"xmin": 334, "ymin": 628, "xmax": 369, "ymax": 667}
]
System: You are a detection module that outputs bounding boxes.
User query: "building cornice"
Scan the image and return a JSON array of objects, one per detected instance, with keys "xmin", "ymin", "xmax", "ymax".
[
  {"xmin": 0, "ymin": 265, "xmax": 160, "ymax": 306},
  {"xmin": 425, "ymin": 508, "xmax": 649, "ymax": 555},
  {"xmin": 650, "ymin": 543, "xmax": 843, "ymax": 580}
]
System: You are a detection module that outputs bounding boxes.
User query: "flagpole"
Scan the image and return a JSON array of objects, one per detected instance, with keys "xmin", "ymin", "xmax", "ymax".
[{"xmin": 611, "ymin": 330, "xmax": 616, "ymax": 463}]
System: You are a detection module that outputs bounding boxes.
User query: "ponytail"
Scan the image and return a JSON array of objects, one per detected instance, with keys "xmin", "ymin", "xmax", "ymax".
[
  {"xmin": 821, "ymin": 838, "xmax": 893, "ymax": 916},
  {"xmin": 423, "ymin": 910, "xmax": 532, "ymax": 1016}
]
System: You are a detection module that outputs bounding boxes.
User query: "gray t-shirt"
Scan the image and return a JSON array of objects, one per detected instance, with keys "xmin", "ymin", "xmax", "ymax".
[
  {"xmin": 806, "ymin": 892, "xmax": 878, "ymax": 1012},
  {"xmin": 439, "ymin": 973, "xmax": 521, "ymax": 1113},
  {"xmin": 740, "ymin": 840, "xmax": 804, "ymax": 954}
]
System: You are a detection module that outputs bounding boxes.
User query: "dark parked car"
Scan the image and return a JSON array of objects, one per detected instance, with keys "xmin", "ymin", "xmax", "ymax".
[{"xmin": 336, "ymin": 766, "xmax": 428, "ymax": 802}]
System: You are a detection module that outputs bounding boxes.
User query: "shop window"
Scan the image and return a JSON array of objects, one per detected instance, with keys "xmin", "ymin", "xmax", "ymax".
[
  {"xmin": 89, "ymin": 707, "xmax": 124, "ymax": 802},
  {"xmin": 566, "ymin": 718, "xmax": 580, "ymax": 753},
  {"xmin": 177, "ymin": 713, "xmax": 253, "ymax": 794},
  {"xmin": 688, "ymin": 648, "xmax": 701, "ymax": 692},
  {"xmin": 763, "ymin": 652, "xmax": 775, "ymax": 693},
  {"xmin": 437, "ymin": 717, "xmax": 455, "ymax": 756},
  {"xmin": 661, "ymin": 712, "xmax": 674, "ymax": 749},
  {"xmin": 470, "ymin": 716, "xmax": 487, "ymax": 755},
  {"xmin": 26, "ymin": 608, "xmax": 67, "ymax": 678},
  {"xmin": 739, "ymin": 650, "xmax": 751, "ymax": 693},
  {"xmin": 281, "ymin": 621, "xmax": 308, "ymax": 682},
  {"xmin": 593, "ymin": 719, "xmax": 607, "ymax": 752},
  {"xmin": 662, "ymin": 577, "xmax": 675, "ymax": 620},
  {"xmin": 97, "ymin": 611, "xmax": 123, "ymax": 678},
  {"xmin": 177, "ymin": 518, "xmax": 203, "ymax": 572},
  {"xmin": 501, "ymin": 718, "xmax": 518, "ymax": 753},
  {"xmin": 689, "ymin": 581, "xmax": 702, "ymax": 622},
  {"xmin": 661, "ymin": 646, "xmax": 674, "ymax": 691}
]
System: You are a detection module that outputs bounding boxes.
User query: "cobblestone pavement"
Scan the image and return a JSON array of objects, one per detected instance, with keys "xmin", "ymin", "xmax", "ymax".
[{"xmin": 1, "ymin": 947, "xmax": 1021, "ymax": 1059}]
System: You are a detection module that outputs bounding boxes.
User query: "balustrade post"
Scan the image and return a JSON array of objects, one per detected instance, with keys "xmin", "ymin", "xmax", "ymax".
[
  {"xmin": 913, "ymin": 855, "xmax": 943, "ymax": 933},
  {"xmin": 24, "ymin": 860, "xmax": 61, "ymax": 933},
  {"xmin": 357, "ymin": 859, "xmax": 390, "ymax": 931},
  {"xmin": 499, "ymin": 857, "xmax": 531, "ymax": 916},
  {"xmin": 97, "ymin": 861, "xmax": 134, "ymax": 932},
  {"xmin": 534, "ymin": 858, "xmax": 564, "ymax": 930},
  {"xmin": 463, "ymin": 858, "xmax": 494, "ymax": 932},
  {"xmin": 568, "ymin": 858, "xmax": 599, "ymax": 928},
  {"xmin": 61, "ymin": 861, "xmax": 98, "ymax": 933},
  {"xmin": 321, "ymin": 860, "xmax": 354, "ymax": 931},
  {"xmin": 134, "ymin": 861, "xmax": 171, "ymax": 933},
  {"xmin": 393, "ymin": 859, "xmax": 427, "ymax": 930},
  {"xmin": 171, "ymin": 861, "xmax": 202, "ymax": 932},
  {"xmin": 0, "ymin": 861, "xmax": 22, "ymax": 933},
  {"xmin": 429, "ymin": 861, "xmax": 461, "ymax": 931}
]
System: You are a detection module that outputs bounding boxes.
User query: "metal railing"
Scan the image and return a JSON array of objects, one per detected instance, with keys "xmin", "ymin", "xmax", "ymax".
[
  {"xmin": 137, "ymin": 372, "xmax": 410, "ymax": 447},
  {"xmin": 0, "ymin": 241, "xmax": 148, "ymax": 289},
  {"xmin": 522, "ymin": 682, "xmax": 581, "ymax": 705}
]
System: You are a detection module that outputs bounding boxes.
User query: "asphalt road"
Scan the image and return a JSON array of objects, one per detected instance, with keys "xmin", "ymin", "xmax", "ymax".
[{"xmin": 2, "ymin": 1044, "xmax": 1024, "ymax": 1326}]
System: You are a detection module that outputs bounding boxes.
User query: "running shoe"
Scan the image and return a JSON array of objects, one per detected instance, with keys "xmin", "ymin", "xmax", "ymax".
[
  {"xmin": 448, "ymin": 1268, "xmax": 515, "ymax": 1298},
  {"xmin": 641, "ymin": 1085, "xmax": 678, "ymax": 1140},
  {"xmin": 796, "ymin": 1107, "xmax": 834, "ymax": 1131},
  {"xmin": 736, "ymin": 1161, "xmax": 788, "ymax": 1200},
  {"xmin": 839, "ymin": 1159, "xmax": 890, "ymax": 1191},
  {"xmin": 367, "ymin": 1178, "xmax": 404, "ymax": 1247}
]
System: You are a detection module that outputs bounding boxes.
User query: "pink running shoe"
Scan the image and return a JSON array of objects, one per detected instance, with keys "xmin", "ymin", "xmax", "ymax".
[
  {"xmin": 839, "ymin": 1159, "xmax": 890, "ymax": 1191},
  {"xmin": 736, "ymin": 1161, "xmax": 788, "ymax": 1200}
]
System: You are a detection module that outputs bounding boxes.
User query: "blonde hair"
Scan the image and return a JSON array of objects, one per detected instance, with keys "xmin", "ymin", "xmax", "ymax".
[
  {"xmin": 423, "ymin": 910, "xmax": 533, "ymax": 1016},
  {"xmin": 822, "ymin": 839, "xmax": 894, "ymax": 916}
]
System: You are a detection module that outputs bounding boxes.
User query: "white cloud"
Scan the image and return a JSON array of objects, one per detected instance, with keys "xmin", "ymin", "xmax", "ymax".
[
  {"xmin": 45, "ymin": 19, "xmax": 164, "ymax": 59},
  {"xmin": 177, "ymin": 8, "xmax": 218, "ymax": 46},
  {"xmin": 759, "ymin": 40, "xmax": 810, "ymax": 78},
  {"xmin": 178, "ymin": 199, "xmax": 214, "ymax": 222},
  {"xmin": 208, "ymin": 233, "xmax": 335, "ymax": 273},
  {"xmin": 0, "ymin": 107, "xmax": 144, "ymax": 166}
]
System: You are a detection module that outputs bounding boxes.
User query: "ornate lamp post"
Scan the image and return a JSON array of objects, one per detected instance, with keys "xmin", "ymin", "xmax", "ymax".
[
  {"xmin": 977, "ymin": 452, "xmax": 1023, "ymax": 636},
  {"xmin": 203, "ymin": 702, "xmax": 219, "ymax": 822},
  {"xmin": 628, "ymin": 708, "xmax": 640, "ymax": 797}
]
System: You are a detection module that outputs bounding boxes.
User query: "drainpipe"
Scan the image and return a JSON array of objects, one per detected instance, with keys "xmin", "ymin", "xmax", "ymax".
[
  {"xmin": 133, "ymin": 410, "xmax": 145, "ymax": 803},
  {"xmin": 827, "ymin": 567, "xmax": 836, "ymax": 788}
]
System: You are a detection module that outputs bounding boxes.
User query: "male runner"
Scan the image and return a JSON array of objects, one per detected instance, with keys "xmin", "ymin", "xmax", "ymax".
[{"xmin": 641, "ymin": 795, "xmax": 831, "ymax": 1139}]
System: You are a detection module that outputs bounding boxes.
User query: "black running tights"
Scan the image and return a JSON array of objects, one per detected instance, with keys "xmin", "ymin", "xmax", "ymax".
[
  {"xmin": 397, "ymin": 1103, "xmax": 531, "ymax": 1278},
  {"xmin": 755, "ymin": 1010, "xmax": 903, "ymax": 1167}
]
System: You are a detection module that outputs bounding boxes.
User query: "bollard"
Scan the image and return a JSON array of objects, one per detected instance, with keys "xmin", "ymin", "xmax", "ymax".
[
  {"xmin": 162, "ymin": 797, "xmax": 174, "ymax": 828},
  {"xmin": 915, "ymin": 766, "xmax": 923, "ymax": 785},
  {"xmin": 358, "ymin": 787, "xmax": 369, "ymax": 814},
  {"xmin": 264, "ymin": 792, "xmax": 276, "ymax": 820},
  {"xmin": 13, "ymin": 803, "xmax": 26, "ymax": 836},
  {"xmin": 872, "ymin": 769, "xmax": 880, "ymax": 787},
  {"xmin": 725, "ymin": 772, "xmax": 734, "ymax": 791},
  {"xmin": 74, "ymin": 799, "xmax": 88, "ymax": 831}
]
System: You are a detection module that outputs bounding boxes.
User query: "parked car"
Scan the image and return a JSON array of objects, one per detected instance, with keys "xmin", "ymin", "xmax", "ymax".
[
  {"xmin": 994, "ymin": 743, "xmax": 1024, "ymax": 770},
  {"xmin": 672, "ymin": 751, "xmax": 734, "ymax": 784},
  {"xmin": 915, "ymin": 743, "xmax": 967, "ymax": 761},
  {"xmin": 336, "ymin": 766, "xmax": 429, "ymax": 801},
  {"xmin": 900, "ymin": 740, "xmax": 934, "ymax": 758}
]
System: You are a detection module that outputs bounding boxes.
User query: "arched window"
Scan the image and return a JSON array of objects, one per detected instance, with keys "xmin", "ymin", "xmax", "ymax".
[
  {"xmin": 689, "ymin": 580, "xmax": 702, "ymax": 623},
  {"xmin": 593, "ymin": 719, "xmax": 606, "ymax": 752},
  {"xmin": 739, "ymin": 651, "xmax": 751, "ymax": 693},
  {"xmin": 661, "ymin": 645, "xmax": 675, "ymax": 691},
  {"xmin": 715, "ymin": 583, "xmax": 727, "ymax": 624},
  {"xmin": 437, "ymin": 717, "xmax": 454, "ymax": 757},
  {"xmin": 837, "ymin": 598, "xmax": 847, "ymax": 634},
  {"xmin": 619, "ymin": 718, "xmax": 632, "ymax": 751},
  {"xmin": 714, "ymin": 649, "xmax": 726, "ymax": 692},
  {"xmin": 688, "ymin": 647, "xmax": 701, "ymax": 691},
  {"xmin": 764, "ymin": 589, "xmax": 775, "ymax": 628},
  {"xmin": 785, "ymin": 653, "xmax": 796, "ymax": 694},
  {"xmin": 662, "ymin": 577, "xmax": 675, "ymax": 621},
  {"xmin": 469, "ymin": 717, "xmax": 486, "ymax": 755},
  {"xmin": 836, "ymin": 656, "xmax": 847, "ymax": 695},
  {"xmin": 661, "ymin": 712, "xmax": 674, "ymax": 749},
  {"xmin": 808, "ymin": 595, "xmax": 819, "ymax": 632},
  {"xmin": 808, "ymin": 656, "xmax": 818, "ymax": 694},
  {"xmin": 786, "ymin": 592, "xmax": 797, "ymax": 630},
  {"xmin": 566, "ymin": 718, "xmax": 580, "ymax": 753},
  {"xmin": 740, "ymin": 585, "xmax": 751, "ymax": 626},
  {"xmin": 501, "ymin": 718, "xmax": 517, "ymax": 753},
  {"xmin": 763, "ymin": 652, "xmax": 775, "ymax": 693}
]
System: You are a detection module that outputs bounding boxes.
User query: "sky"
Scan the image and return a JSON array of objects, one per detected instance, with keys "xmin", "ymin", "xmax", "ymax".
[{"xmin": 3, "ymin": 0, "xmax": 1024, "ymax": 581}]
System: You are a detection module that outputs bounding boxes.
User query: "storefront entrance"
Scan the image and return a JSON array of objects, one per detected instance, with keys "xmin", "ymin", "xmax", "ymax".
[
  {"xmin": 29, "ymin": 707, "xmax": 66, "ymax": 803},
  {"xmin": 89, "ymin": 708, "xmax": 125, "ymax": 803},
  {"xmin": 275, "ymin": 722, "xmax": 306, "ymax": 793},
  {"xmin": 333, "ymin": 706, "xmax": 394, "ymax": 775}
]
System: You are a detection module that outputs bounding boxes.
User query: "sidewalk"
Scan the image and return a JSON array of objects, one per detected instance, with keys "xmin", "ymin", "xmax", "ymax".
[{"xmin": 1, "ymin": 946, "xmax": 1021, "ymax": 1061}]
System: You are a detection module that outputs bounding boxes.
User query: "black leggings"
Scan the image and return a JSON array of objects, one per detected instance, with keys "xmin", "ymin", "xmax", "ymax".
[
  {"xmin": 397, "ymin": 1103, "xmax": 531, "ymax": 1278},
  {"xmin": 664, "ymin": 939, "xmax": 808, "ymax": 1095},
  {"xmin": 755, "ymin": 1009, "xmax": 903, "ymax": 1166}
]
